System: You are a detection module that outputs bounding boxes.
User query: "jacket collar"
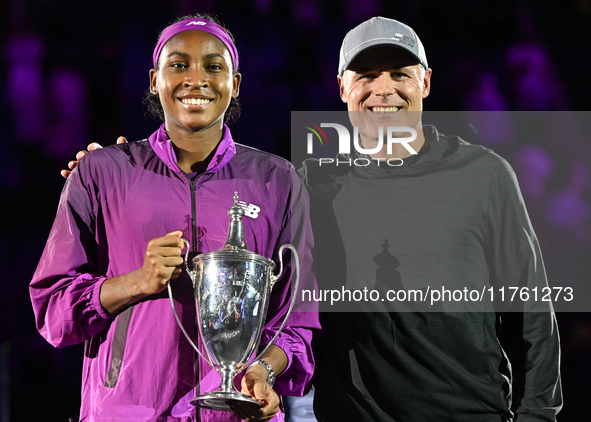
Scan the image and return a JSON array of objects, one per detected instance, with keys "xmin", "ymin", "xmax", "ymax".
[{"xmin": 148, "ymin": 123, "xmax": 236, "ymax": 174}]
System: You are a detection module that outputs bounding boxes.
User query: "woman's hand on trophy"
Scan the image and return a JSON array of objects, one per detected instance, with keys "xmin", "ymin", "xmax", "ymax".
[
  {"xmin": 232, "ymin": 368, "xmax": 280, "ymax": 421},
  {"xmin": 60, "ymin": 136, "xmax": 128, "ymax": 178},
  {"xmin": 232, "ymin": 346, "xmax": 288, "ymax": 421},
  {"xmin": 99, "ymin": 230, "xmax": 185, "ymax": 315},
  {"xmin": 136, "ymin": 230, "xmax": 185, "ymax": 293}
]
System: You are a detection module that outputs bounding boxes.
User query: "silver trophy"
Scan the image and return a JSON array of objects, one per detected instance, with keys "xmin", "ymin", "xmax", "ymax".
[{"xmin": 167, "ymin": 192, "xmax": 299, "ymax": 411}]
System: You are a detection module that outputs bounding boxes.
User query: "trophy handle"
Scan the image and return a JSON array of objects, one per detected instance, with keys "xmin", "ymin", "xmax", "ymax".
[
  {"xmin": 246, "ymin": 243, "xmax": 300, "ymax": 370},
  {"xmin": 181, "ymin": 238, "xmax": 196, "ymax": 282},
  {"xmin": 167, "ymin": 238, "xmax": 216, "ymax": 369}
]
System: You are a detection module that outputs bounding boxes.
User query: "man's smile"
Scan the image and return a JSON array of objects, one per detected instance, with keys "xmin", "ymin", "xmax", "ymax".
[{"xmin": 369, "ymin": 106, "xmax": 401, "ymax": 113}]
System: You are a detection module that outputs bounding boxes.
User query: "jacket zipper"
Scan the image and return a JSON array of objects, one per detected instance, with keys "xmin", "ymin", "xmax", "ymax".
[
  {"xmin": 190, "ymin": 176, "xmax": 198, "ymax": 253},
  {"xmin": 187, "ymin": 173, "xmax": 201, "ymax": 422}
]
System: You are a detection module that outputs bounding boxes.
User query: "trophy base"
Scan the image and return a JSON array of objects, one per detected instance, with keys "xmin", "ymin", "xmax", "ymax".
[{"xmin": 191, "ymin": 391, "xmax": 262, "ymax": 411}]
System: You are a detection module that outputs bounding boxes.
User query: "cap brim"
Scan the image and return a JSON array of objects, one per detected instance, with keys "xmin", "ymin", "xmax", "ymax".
[{"xmin": 340, "ymin": 41, "xmax": 425, "ymax": 75}]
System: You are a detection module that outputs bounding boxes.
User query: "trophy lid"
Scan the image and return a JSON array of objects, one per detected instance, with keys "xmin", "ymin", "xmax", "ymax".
[
  {"xmin": 193, "ymin": 192, "xmax": 275, "ymax": 268},
  {"xmin": 224, "ymin": 192, "xmax": 247, "ymax": 250}
]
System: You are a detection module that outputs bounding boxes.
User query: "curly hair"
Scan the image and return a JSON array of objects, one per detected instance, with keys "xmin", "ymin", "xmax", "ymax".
[{"xmin": 143, "ymin": 13, "xmax": 241, "ymax": 125}]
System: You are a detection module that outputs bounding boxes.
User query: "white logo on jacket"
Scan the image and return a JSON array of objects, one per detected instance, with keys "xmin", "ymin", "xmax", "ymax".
[{"xmin": 238, "ymin": 201, "xmax": 260, "ymax": 219}]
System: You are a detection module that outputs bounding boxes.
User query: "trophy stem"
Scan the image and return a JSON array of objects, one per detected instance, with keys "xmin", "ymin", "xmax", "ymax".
[{"xmin": 219, "ymin": 367, "xmax": 236, "ymax": 393}]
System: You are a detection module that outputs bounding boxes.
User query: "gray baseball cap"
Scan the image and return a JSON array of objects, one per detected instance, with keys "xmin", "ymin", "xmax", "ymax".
[{"xmin": 338, "ymin": 16, "xmax": 428, "ymax": 75}]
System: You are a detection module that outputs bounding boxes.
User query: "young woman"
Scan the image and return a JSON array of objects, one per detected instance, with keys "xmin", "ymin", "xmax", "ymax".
[{"xmin": 31, "ymin": 15, "xmax": 319, "ymax": 422}]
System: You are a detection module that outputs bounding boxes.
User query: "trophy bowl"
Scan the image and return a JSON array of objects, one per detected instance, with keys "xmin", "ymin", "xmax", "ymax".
[{"xmin": 168, "ymin": 192, "xmax": 299, "ymax": 411}]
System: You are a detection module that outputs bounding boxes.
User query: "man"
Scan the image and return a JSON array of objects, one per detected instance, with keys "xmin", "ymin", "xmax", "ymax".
[
  {"xmin": 63, "ymin": 16, "xmax": 562, "ymax": 422},
  {"xmin": 299, "ymin": 16, "xmax": 562, "ymax": 422}
]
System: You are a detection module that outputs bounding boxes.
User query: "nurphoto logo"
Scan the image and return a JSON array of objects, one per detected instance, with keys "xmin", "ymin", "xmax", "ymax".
[{"xmin": 304, "ymin": 122, "xmax": 418, "ymax": 167}]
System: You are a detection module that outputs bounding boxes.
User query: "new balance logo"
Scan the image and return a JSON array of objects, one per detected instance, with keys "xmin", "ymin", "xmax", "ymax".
[
  {"xmin": 186, "ymin": 21, "xmax": 207, "ymax": 26},
  {"xmin": 238, "ymin": 201, "xmax": 260, "ymax": 219}
]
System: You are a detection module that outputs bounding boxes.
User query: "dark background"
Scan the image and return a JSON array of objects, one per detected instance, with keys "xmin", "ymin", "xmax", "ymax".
[{"xmin": 0, "ymin": 0, "xmax": 590, "ymax": 420}]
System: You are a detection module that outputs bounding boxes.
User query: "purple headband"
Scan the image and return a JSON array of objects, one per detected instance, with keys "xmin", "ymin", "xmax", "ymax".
[{"xmin": 152, "ymin": 18, "xmax": 239, "ymax": 70}]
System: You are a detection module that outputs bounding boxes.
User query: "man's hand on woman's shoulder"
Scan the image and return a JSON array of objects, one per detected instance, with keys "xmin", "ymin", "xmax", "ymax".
[{"xmin": 60, "ymin": 137, "xmax": 128, "ymax": 178}]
